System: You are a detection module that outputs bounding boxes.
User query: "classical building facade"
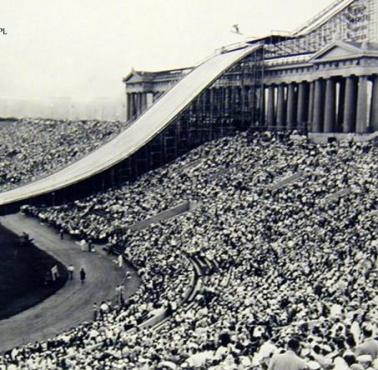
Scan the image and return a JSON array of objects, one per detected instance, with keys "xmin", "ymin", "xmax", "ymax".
[
  {"xmin": 124, "ymin": 67, "xmax": 192, "ymax": 120},
  {"xmin": 124, "ymin": 0, "xmax": 378, "ymax": 134},
  {"xmin": 263, "ymin": 41, "xmax": 378, "ymax": 134}
]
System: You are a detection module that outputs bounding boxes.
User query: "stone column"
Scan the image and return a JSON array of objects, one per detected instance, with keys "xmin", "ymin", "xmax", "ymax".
[
  {"xmin": 133, "ymin": 93, "xmax": 137, "ymax": 116},
  {"xmin": 297, "ymin": 82, "xmax": 309, "ymax": 130},
  {"xmin": 356, "ymin": 76, "xmax": 369, "ymax": 134},
  {"xmin": 370, "ymin": 75, "xmax": 378, "ymax": 132},
  {"xmin": 343, "ymin": 76, "xmax": 357, "ymax": 133},
  {"xmin": 276, "ymin": 84, "xmax": 286, "ymax": 129},
  {"xmin": 266, "ymin": 85, "xmax": 275, "ymax": 128},
  {"xmin": 313, "ymin": 79, "xmax": 325, "ymax": 133},
  {"xmin": 131, "ymin": 93, "xmax": 137, "ymax": 118},
  {"xmin": 141, "ymin": 93, "xmax": 147, "ymax": 112},
  {"xmin": 145, "ymin": 92, "xmax": 151, "ymax": 110},
  {"xmin": 148, "ymin": 92, "xmax": 154, "ymax": 108},
  {"xmin": 308, "ymin": 82, "xmax": 314, "ymax": 128},
  {"xmin": 336, "ymin": 79, "xmax": 345, "ymax": 132},
  {"xmin": 139, "ymin": 93, "xmax": 144, "ymax": 114},
  {"xmin": 137, "ymin": 93, "xmax": 142, "ymax": 114},
  {"xmin": 135, "ymin": 93, "xmax": 140, "ymax": 116},
  {"xmin": 127, "ymin": 94, "xmax": 132, "ymax": 121},
  {"xmin": 286, "ymin": 83, "xmax": 297, "ymax": 130},
  {"xmin": 128, "ymin": 93, "xmax": 133, "ymax": 118},
  {"xmin": 140, "ymin": 93, "xmax": 145, "ymax": 114},
  {"xmin": 138, "ymin": 93, "xmax": 143, "ymax": 114},
  {"xmin": 259, "ymin": 86, "xmax": 265, "ymax": 125},
  {"xmin": 324, "ymin": 78, "xmax": 336, "ymax": 133}
]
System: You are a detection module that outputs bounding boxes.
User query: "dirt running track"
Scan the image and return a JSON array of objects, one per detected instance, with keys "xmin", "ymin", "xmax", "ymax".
[{"xmin": 0, "ymin": 213, "xmax": 140, "ymax": 353}]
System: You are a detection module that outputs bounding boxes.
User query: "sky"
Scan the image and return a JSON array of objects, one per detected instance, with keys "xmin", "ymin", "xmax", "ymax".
[{"xmin": 0, "ymin": 0, "xmax": 335, "ymax": 104}]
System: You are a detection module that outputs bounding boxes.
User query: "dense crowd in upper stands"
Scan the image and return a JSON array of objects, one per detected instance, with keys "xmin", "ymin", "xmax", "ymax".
[
  {"xmin": 1, "ymin": 130, "xmax": 378, "ymax": 369},
  {"xmin": 0, "ymin": 119, "xmax": 126, "ymax": 192}
]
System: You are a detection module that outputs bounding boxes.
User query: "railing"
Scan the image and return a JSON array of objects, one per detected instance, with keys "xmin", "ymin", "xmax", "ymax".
[
  {"xmin": 127, "ymin": 201, "xmax": 198, "ymax": 232},
  {"xmin": 267, "ymin": 172, "xmax": 305, "ymax": 191},
  {"xmin": 321, "ymin": 188, "xmax": 352, "ymax": 205}
]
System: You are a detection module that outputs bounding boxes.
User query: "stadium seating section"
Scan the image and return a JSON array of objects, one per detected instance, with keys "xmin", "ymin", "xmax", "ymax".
[{"xmin": 0, "ymin": 120, "xmax": 377, "ymax": 369}]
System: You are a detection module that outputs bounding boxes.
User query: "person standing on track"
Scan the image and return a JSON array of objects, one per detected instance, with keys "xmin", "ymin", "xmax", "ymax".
[
  {"xmin": 80, "ymin": 267, "xmax": 86, "ymax": 283},
  {"xmin": 67, "ymin": 264, "xmax": 75, "ymax": 280},
  {"xmin": 115, "ymin": 283, "xmax": 125, "ymax": 306},
  {"xmin": 117, "ymin": 254, "xmax": 123, "ymax": 268},
  {"xmin": 100, "ymin": 301, "xmax": 109, "ymax": 319},
  {"xmin": 93, "ymin": 302, "xmax": 98, "ymax": 320}
]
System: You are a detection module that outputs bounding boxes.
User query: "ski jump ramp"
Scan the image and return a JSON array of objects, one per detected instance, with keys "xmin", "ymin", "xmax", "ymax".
[{"xmin": 0, "ymin": 44, "xmax": 258, "ymax": 207}]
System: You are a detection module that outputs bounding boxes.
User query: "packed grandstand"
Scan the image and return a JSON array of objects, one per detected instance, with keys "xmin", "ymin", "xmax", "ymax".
[
  {"xmin": 0, "ymin": 118, "xmax": 377, "ymax": 369},
  {"xmin": 0, "ymin": 119, "xmax": 127, "ymax": 192}
]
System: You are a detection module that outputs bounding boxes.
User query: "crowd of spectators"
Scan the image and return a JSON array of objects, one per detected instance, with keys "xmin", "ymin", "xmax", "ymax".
[
  {"xmin": 1, "ymin": 130, "xmax": 377, "ymax": 369},
  {"xmin": 0, "ymin": 118, "xmax": 126, "ymax": 192}
]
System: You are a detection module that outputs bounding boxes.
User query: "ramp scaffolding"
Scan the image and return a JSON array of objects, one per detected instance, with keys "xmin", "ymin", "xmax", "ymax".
[
  {"xmin": 261, "ymin": 0, "xmax": 376, "ymax": 59},
  {"xmin": 177, "ymin": 45, "xmax": 266, "ymax": 140},
  {"xmin": 0, "ymin": 45, "xmax": 262, "ymax": 210}
]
